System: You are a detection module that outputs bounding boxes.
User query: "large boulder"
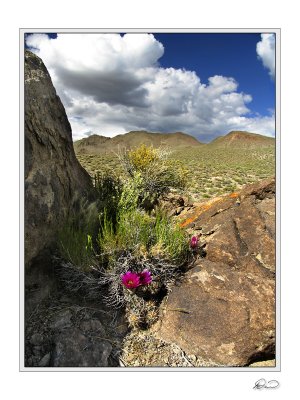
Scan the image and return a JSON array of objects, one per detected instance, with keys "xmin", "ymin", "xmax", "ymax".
[
  {"xmin": 25, "ymin": 50, "xmax": 94, "ymax": 266},
  {"xmin": 156, "ymin": 178, "xmax": 275, "ymax": 366}
]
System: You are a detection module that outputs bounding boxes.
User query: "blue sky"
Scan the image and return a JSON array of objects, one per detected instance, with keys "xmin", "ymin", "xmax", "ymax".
[
  {"xmin": 155, "ymin": 33, "xmax": 275, "ymax": 118},
  {"xmin": 25, "ymin": 32, "xmax": 275, "ymax": 142}
]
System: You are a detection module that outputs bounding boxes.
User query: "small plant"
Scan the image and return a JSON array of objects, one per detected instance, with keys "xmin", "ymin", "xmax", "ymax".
[
  {"xmin": 92, "ymin": 206, "xmax": 195, "ymax": 329},
  {"xmin": 58, "ymin": 144, "xmax": 213, "ymax": 330},
  {"xmin": 190, "ymin": 235, "xmax": 199, "ymax": 249},
  {"xmin": 127, "ymin": 144, "xmax": 159, "ymax": 172},
  {"xmin": 120, "ymin": 269, "xmax": 152, "ymax": 288},
  {"xmin": 94, "ymin": 170, "xmax": 123, "ymax": 226},
  {"xmin": 57, "ymin": 196, "xmax": 99, "ymax": 271},
  {"xmin": 58, "ymin": 206, "xmax": 195, "ymax": 328},
  {"xmin": 117, "ymin": 172, "xmax": 143, "ymax": 213},
  {"xmin": 58, "ymin": 222, "xmax": 95, "ymax": 272},
  {"xmin": 117, "ymin": 144, "xmax": 188, "ymax": 211},
  {"xmin": 121, "ymin": 271, "xmax": 143, "ymax": 289}
]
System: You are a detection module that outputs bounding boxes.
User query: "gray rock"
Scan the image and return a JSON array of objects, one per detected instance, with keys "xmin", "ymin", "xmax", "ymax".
[
  {"xmin": 38, "ymin": 353, "xmax": 51, "ymax": 367},
  {"xmin": 49, "ymin": 309, "xmax": 73, "ymax": 331},
  {"xmin": 30, "ymin": 333, "xmax": 44, "ymax": 346},
  {"xmin": 33, "ymin": 346, "xmax": 42, "ymax": 356},
  {"xmin": 52, "ymin": 328, "xmax": 112, "ymax": 367},
  {"xmin": 80, "ymin": 319, "xmax": 106, "ymax": 334},
  {"xmin": 25, "ymin": 50, "xmax": 94, "ymax": 266},
  {"xmin": 59, "ymin": 296, "xmax": 73, "ymax": 303}
]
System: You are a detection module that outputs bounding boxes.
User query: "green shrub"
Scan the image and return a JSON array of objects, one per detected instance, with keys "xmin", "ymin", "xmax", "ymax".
[
  {"xmin": 57, "ymin": 195, "xmax": 100, "ymax": 271},
  {"xmin": 58, "ymin": 204, "xmax": 194, "ymax": 327},
  {"xmin": 58, "ymin": 145, "xmax": 203, "ymax": 328},
  {"xmin": 97, "ymin": 206, "xmax": 189, "ymax": 264},
  {"xmin": 127, "ymin": 144, "xmax": 159, "ymax": 171},
  {"xmin": 95, "ymin": 207, "xmax": 192, "ymax": 314},
  {"xmin": 57, "ymin": 222, "xmax": 94, "ymax": 272},
  {"xmin": 151, "ymin": 212, "xmax": 190, "ymax": 263},
  {"xmin": 118, "ymin": 144, "xmax": 188, "ymax": 210},
  {"xmin": 94, "ymin": 170, "xmax": 123, "ymax": 226},
  {"xmin": 117, "ymin": 172, "xmax": 143, "ymax": 213}
]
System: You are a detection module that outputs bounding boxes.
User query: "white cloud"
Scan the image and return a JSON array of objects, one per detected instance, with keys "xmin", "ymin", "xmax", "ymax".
[
  {"xmin": 26, "ymin": 33, "xmax": 275, "ymax": 142},
  {"xmin": 256, "ymin": 33, "xmax": 275, "ymax": 79}
]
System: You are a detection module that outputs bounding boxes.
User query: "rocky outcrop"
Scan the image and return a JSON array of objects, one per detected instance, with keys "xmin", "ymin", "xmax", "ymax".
[
  {"xmin": 25, "ymin": 50, "xmax": 94, "ymax": 266},
  {"xmin": 25, "ymin": 292, "xmax": 127, "ymax": 367},
  {"xmin": 156, "ymin": 178, "xmax": 275, "ymax": 366},
  {"xmin": 160, "ymin": 193, "xmax": 194, "ymax": 218}
]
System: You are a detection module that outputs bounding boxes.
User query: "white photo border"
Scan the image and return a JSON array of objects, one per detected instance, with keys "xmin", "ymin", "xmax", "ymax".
[{"xmin": 19, "ymin": 27, "xmax": 280, "ymax": 373}]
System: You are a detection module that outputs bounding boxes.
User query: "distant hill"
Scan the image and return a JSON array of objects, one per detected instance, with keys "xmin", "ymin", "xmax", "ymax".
[
  {"xmin": 74, "ymin": 134, "xmax": 111, "ymax": 154},
  {"xmin": 74, "ymin": 130, "xmax": 275, "ymax": 155},
  {"xmin": 74, "ymin": 130, "xmax": 204, "ymax": 154},
  {"xmin": 208, "ymin": 131, "xmax": 275, "ymax": 148}
]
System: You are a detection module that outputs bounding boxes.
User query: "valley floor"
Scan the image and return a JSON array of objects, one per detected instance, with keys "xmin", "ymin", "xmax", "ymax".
[{"xmin": 75, "ymin": 145, "xmax": 275, "ymax": 201}]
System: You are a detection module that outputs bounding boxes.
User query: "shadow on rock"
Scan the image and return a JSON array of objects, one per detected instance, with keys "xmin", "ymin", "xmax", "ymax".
[{"xmin": 25, "ymin": 256, "xmax": 128, "ymax": 368}]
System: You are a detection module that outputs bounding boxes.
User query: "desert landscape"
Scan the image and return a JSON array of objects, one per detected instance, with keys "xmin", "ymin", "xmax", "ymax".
[
  {"xmin": 24, "ymin": 33, "xmax": 276, "ymax": 369},
  {"xmin": 74, "ymin": 130, "xmax": 275, "ymax": 201}
]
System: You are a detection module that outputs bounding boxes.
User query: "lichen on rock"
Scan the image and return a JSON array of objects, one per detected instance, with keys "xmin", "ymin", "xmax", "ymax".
[{"xmin": 25, "ymin": 50, "xmax": 94, "ymax": 266}]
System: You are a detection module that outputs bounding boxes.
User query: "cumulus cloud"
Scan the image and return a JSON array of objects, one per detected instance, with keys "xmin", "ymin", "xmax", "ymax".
[
  {"xmin": 256, "ymin": 33, "xmax": 275, "ymax": 79},
  {"xmin": 26, "ymin": 33, "xmax": 275, "ymax": 141},
  {"xmin": 26, "ymin": 33, "xmax": 163, "ymax": 108}
]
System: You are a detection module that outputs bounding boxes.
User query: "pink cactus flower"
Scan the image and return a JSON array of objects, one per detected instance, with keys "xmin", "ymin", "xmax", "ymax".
[
  {"xmin": 190, "ymin": 235, "xmax": 199, "ymax": 249},
  {"xmin": 138, "ymin": 269, "xmax": 152, "ymax": 285},
  {"xmin": 121, "ymin": 271, "xmax": 141, "ymax": 289}
]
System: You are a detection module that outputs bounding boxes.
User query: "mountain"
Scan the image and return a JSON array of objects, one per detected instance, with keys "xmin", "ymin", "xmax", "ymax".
[
  {"xmin": 74, "ymin": 130, "xmax": 275, "ymax": 155},
  {"xmin": 74, "ymin": 130, "xmax": 203, "ymax": 154},
  {"xmin": 208, "ymin": 131, "xmax": 275, "ymax": 148},
  {"xmin": 74, "ymin": 134, "xmax": 111, "ymax": 154}
]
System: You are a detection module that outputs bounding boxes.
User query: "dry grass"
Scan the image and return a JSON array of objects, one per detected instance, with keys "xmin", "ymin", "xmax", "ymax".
[{"xmin": 75, "ymin": 145, "xmax": 275, "ymax": 201}]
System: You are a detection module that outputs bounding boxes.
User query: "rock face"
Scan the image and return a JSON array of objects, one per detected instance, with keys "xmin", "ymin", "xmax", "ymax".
[
  {"xmin": 25, "ymin": 296, "xmax": 128, "ymax": 367},
  {"xmin": 157, "ymin": 178, "xmax": 275, "ymax": 366},
  {"xmin": 52, "ymin": 328, "xmax": 112, "ymax": 367},
  {"xmin": 25, "ymin": 50, "xmax": 93, "ymax": 265}
]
